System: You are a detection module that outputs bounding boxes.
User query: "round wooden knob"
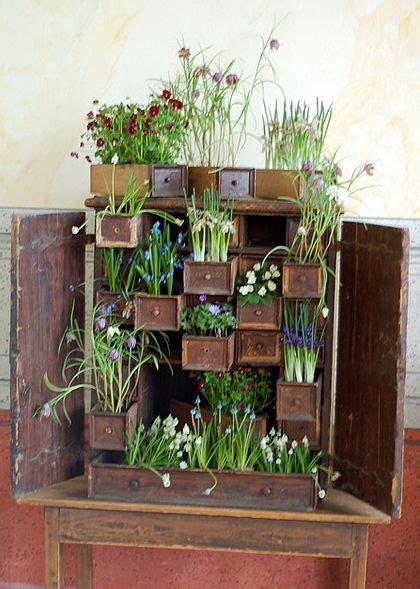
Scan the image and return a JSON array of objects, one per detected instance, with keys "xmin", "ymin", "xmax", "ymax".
[
  {"xmin": 129, "ymin": 479, "xmax": 139, "ymax": 490},
  {"xmin": 254, "ymin": 309, "xmax": 262, "ymax": 316},
  {"xmin": 204, "ymin": 348, "xmax": 209, "ymax": 353},
  {"xmin": 256, "ymin": 343, "xmax": 263, "ymax": 351},
  {"xmin": 204, "ymin": 273, "xmax": 211, "ymax": 280},
  {"xmin": 231, "ymin": 179, "xmax": 238, "ymax": 187},
  {"xmin": 105, "ymin": 426, "xmax": 113, "ymax": 435},
  {"xmin": 152, "ymin": 307, "xmax": 160, "ymax": 317},
  {"xmin": 263, "ymin": 486, "xmax": 272, "ymax": 496},
  {"xmin": 114, "ymin": 227, "xmax": 120, "ymax": 234},
  {"xmin": 292, "ymin": 399, "xmax": 301, "ymax": 406},
  {"xmin": 298, "ymin": 274, "xmax": 307, "ymax": 283},
  {"xmin": 164, "ymin": 176, "xmax": 170, "ymax": 183}
]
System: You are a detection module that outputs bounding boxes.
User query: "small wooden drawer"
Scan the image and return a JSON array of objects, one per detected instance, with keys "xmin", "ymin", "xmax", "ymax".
[
  {"xmin": 135, "ymin": 294, "xmax": 185, "ymax": 331},
  {"xmin": 151, "ymin": 164, "xmax": 188, "ymax": 197},
  {"xmin": 237, "ymin": 298, "xmax": 282, "ymax": 331},
  {"xmin": 256, "ymin": 169, "xmax": 302, "ymax": 200},
  {"xmin": 218, "ymin": 167, "xmax": 256, "ymax": 199},
  {"xmin": 276, "ymin": 376, "xmax": 321, "ymax": 421},
  {"xmin": 282, "ymin": 263, "xmax": 324, "ymax": 298},
  {"xmin": 236, "ymin": 330, "xmax": 281, "ymax": 366},
  {"xmin": 90, "ymin": 402, "xmax": 138, "ymax": 451},
  {"xmin": 188, "ymin": 166, "xmax": 218, "ymax": 197},
  {"xmin": 182, "ymin": 333, "xmax": 235, "ymax": 371},
  {"xmin": 183, "ymin": 257, "xmax": 238, "ymax": 295},
  {"xmin": 96, "ymin": 289, "xmax": 134, "ymax": 323},
  {"xmin": 96, "ymin": 214, "xmax": 141, "ymax": 248},
  {"xmin": 279, "ymin": 419, "xmax": 321, "ymax": 450}
]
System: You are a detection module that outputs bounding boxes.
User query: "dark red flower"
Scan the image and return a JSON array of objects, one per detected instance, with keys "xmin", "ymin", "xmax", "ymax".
[
  {"xmin": 217, "ymin": 372, "xmax": 223, "ymax": 380},
  {"xmin": 162, "ymin": 89, "xmax": 171, "ymax": 100},
  {"xmin": 169, "ymin": 99, "xmax": 183, "ymax": 110},
  {"xmin": 96, "ymin": 113, "xmax": 103, "ymax": 118},
  {"xmin": 184, "ymin": 120, "xmax": 189, "ymax": 129},
  {"xmin": 79, "ymin": 142, "xmax": 84, "ymax": 148},
  {"xmin": 145, "ymin": 117, "xmax": 152, "ymax": 128},
  {"xmin": 137, "ymin": 108, "xmax": 145, "ymax": 115},
  {"xmin": 70, "ymin": 151, "xmax": 79, "ymax": 159},
  {"xmin": 197, "ymin": 380, "xmax": 205, "ymax": 390},
  {"xmin": 165, "ymin": 123, "xmax": 174, "ymax": 131},
  {"xmin": 96, "ymin": 137, "xmax": 104, "ymax": 147},
  {"xmin": 143, "ymin": 129, "xmax": 149, "ymax": 135},
  {"xmin": 130, "ymin": 113, "xmax": 137, "ymax": 121},
  {"xmin": 226, "ymin": 73, "xmax": 239, "ymax": 85},
  {"xmin": 149, "ymin": 105, "xmax": 160, "ymax": 117},
  {"xmin": 87, "ymin": 121, "xmax": 96, "ymax": 131},
  {"xmin": 104, "ymin": 117, "xmax": 111, "ymax": 129},
  {"xmin": 87, "ymin": 111, "xmax": 94, "ymax": 119}
]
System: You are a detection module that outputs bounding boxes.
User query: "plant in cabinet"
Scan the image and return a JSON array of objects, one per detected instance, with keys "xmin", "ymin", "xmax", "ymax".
[
  {"xmin": 236, "ymin": 262, "xmax": 281, "ymax": 306},
  {"xmin": 132, "ymin": 222, "xmax": 186, "ymax": 331},
  {"xmin": 37, "ymin": 304, "xmax": 170, "ymax": 423},
  {"xmin": 180, "ymin": 298, "xmax": 236, "ymax": 371}
]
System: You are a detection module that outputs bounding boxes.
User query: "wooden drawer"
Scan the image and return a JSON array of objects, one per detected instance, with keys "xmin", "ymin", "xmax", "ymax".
[
  {"xmin": 279, "ymin": 419, "xmax": 321, "ymax": 450},
  {"xmin": 218, "ymin": 167, "xmax": 256, "ymax": 199},
  {"xmin": 182, "ymin": 333, "xmax": 235, "ymax": 371},
  {"xmin": 151, "ymin": 164, "xmax": 188, "ymax": 197},
  {"xmin": 183, "ymin": 257, "xmax": 238, "ymax": 295},
  {"xmin": 236, "ymin": 330, "xmax": 281, "ymax": 366},
  {"xmin": 96, "ymin": 214, "xmax": 141, "ymax": 248},
  {"xmin": 282, "ymin": 263, "xmax": 323, "ymax": 299},
  {"xmin": 90, "ymin": 403, "xmax": 138, "ymax": 451},
  {"xmin": 276, "ymin": 376, "xmax": 321, "ymax": 421},
  {"xmin": 135, "ymin": 294, "xmax": 185, "ymax": 331},
  {"xmin": 237, "ymin": 298, "xmax": 282, "ymax": 330}
]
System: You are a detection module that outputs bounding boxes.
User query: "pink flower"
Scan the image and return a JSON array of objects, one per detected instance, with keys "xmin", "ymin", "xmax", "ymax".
[
  {"xmin": 301, "ymin": 160, "xmax": 313, "ymax": 174},
  {"xmin": 226, "ymin": 73, "xmax": 239, "ymax": 85},
  {"xmin": 269, "ymin": 39, "xmax": 279, "ymax": 51},
  {"xmin": 212, "ymin": 72, "xmax": 223, "ymax": 83}
]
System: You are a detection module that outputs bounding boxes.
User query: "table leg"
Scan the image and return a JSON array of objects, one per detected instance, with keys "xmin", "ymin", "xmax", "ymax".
[
  {"xmin": 76, "ymin": 544, "xmax": 93, "ymax": 589},
  {"xmin": 44, "ymin": 507, "xmax": 63, "ymax": 589},
  {"xmin": 348, "ymin": 524, "xmax": 369, "ymax": 589}
]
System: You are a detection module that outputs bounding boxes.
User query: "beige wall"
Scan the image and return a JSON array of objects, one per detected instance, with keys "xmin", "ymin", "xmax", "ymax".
[{"xmin": 1, "ymin": 0, "xmax": 419, "ymax": 217}]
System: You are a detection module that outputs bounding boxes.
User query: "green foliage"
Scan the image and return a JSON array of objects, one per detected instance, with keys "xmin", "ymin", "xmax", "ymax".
[
  {"xmin": 236, "ymin": 261, "xmax": 281, "ymax": 306},
  {"xmin": 180, "ymin": 299, "xmax": 236, "ymax": 337}
]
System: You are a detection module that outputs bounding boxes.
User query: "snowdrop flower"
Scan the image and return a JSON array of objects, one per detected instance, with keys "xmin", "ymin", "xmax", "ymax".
[
  {"xmin": 111, "ymin": 153, "xmax": 119, "ymax": 165},
  {"xmin": 258, "ymin": 286, "xmax": 267, "ymax": 297},
  {"xmin": 162, "ymin": 473, "xmax": 171, "ymax": 488},
  {"xmin": 311, "ymin": 467, "xmax": 318, "ymax": 474},
  {"xmin": 182, "ymin": 424, "xmax": 190, "ymax": 436},
  {"xmin": 176, "ymin": 451, "xmax": 183, "ymax": 458},
  {"xmin": 302, "ymin": 435, "xmax": 309, "ymax": 448},
  {"xmin": 267, "ymin": 280, "xmax": 276, "ymax": 292},
  {"xmin": 195, "ymin": 436, "xmax": 202, "ymax": 446},
  {"xmin": 269, "ymin": 427, "xmax": 276, "ymax": 437},
  {"xmin": 65, "ymin": 331, "xmax": 76, "ymax": 344},
  {"xmin": 272, "ymin": 270, "xmax": 280, "ymax": 278},
  {"xmin": 225, "ymin": 426, "xmax": 232, "ymax": 435},
  {"xmin": 318, "ymin": 489, "xmax": 326, "ymax": 499},
  {"xmin": 288, "ymin": 448, "xmax": 294, "ymax": 455},
  {"xmin": 297, "ymin": 226, "xmax": 307, "ymax": 237},
  {"xmin": 322, "ymin": 307, "xmax": 329, "ymax": 319},
  {"xmin": 41, "ymin": 402, "xmax": 51, "ymax": 418},
  {"xmin": 291, "ymin": 440, "xmax": 298, "ymax": 449},
  {"xmin": 253, "ymin": 263, "xmax": 261, "ymax": 271},
  {"xmin": 180, "ymin": 461, "xmax": 188, "ymax": 470},
  {"xmin": 202, "ymin": 488, "xmax": 212, "ymax": 496},
  {"xmin": 71, "ymin": 226, "xmax": 80, "ymax": 235},
  {"xmin": 263, "ymin": 271, "xmax": 271, "ymax": 280},
  {"xmin": 331, "ymin": 471, "xmax": 341, "ymax": 482},
  {"xmin": 275, "ymin": 457, "xmax": 281, "ymax": 465}
]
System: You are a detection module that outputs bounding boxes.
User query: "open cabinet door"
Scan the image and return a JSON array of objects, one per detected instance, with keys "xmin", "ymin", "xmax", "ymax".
[
  {"xmin": 334, "ymin": 221, "xmax": 409, "ymax": 517},
  {"xmin": 10, "ymin": 212, "xmax": 86, "ymax": 497}
]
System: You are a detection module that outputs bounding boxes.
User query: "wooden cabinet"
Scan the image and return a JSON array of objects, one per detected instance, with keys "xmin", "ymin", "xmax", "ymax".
[{"xmin": 9, "ymin": 201, "xmax": 409, "ymax": 521}]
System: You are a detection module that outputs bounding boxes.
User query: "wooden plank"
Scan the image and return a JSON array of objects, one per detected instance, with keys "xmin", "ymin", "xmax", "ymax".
[
  {"xmin": 16, "ymin": 475, "xmax": 391, "ymax": 524},
  {"xmin": 84, "ymin": 196, "xmax": 302, "ymax": 216},
  {"xmin": 76, "ymin": 544, "xmax": 93, "ymax": 589},
  {"xmin": 45, "ymin": 507, "xmax": 63, "ymax": 589},
  {"xmin": 335, "ymin": 221, "xmax": 409, "ymax": 517},
  {"xmin": 348, "ymin": 525, "xmax": 369, "ymax": 589},
  {"xmin": 10, "ymin": 213, "xmax": 86, "ymax": 496},
  {"xmin": 59, "ymin": 507, "xmax": 353, "ymax": 558}
]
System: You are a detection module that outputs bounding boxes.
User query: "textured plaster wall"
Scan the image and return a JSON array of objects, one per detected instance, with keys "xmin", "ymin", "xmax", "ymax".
[{"xmin": 1, "ymin": 0, "xmax": 419, "ymax": 216}]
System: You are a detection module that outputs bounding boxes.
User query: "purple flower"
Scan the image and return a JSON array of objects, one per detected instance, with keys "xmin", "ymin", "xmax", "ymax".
[
  {"xmin": 301, "ymin": 160, "xmax": 313, "ymax": 174},
  {"xmin": 364, "ymin": 162, "xmax": 374, "ymax": 176},
  {"xmin": 95, "ymin": 317, "xmax": 107, "ymax": 331},
  {"xmin": 226, "ymin": 73, "xmax": 239, "ymax": 86},
  {"xmin": 270, "ymin": 38, "xmax": 279, "ymax": 51},
  {"xmin": 335, "ymin": 164, "xmax": 343, "ymax": 178},
  {"xmin": 192, "ymin": 89, "xmax": 200, "ymax": 99},
  {"xmin": 312, "ymin": 177, "xmax": 324, "ymax": 190},
  {"xmin": 208, "ymin": 304, "xmax": 220, "ymax": 316},
  {"xmin": 126, "ymin": 336, "xmax": 137, "ymax": 349},
  {"xmin": 212, "ymin": 71, "xmax": 223, "ymax": 83},
  {"xmin": 199, "ymin": 294, "xmax": 207, "ymax": 303},
  {"xmin": 107, "ymin": 349, "xmax": 119, "ymax": 362}
]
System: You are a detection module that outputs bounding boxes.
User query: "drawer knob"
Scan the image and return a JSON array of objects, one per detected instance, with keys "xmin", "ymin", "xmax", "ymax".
[
  {"xmin": 231, "ymin": 179, "xmax": 238, "ymax": 187},
  {"xmin": 256, "ymin": 343, "xmax": 263, "ymax": 351},
  {"xmin": 254, "ymin": 309, "xmax": 262, "ymax": 316},
  {"xmin": 204, "ymin": 273, "xmax": 211, "ymax": 280},
  {"xmin": 152, "ymin": 307, "xmax": 161, "ymax": 317},
  {"xmin": 292, "ymin": 399, "xmax": 301, "ymax": 406},
  {"xmin": 263, "ymin": 486, "xmax": 272, "ymax": 496},
  {"xmin": 129, "ymin": 479, "xmax": 140, "ymax": 490},
  {"xmin": 204, "ymin": 347, "xmax": 209, "ymax": 353},
  {"xmin": 164, "ymin": 176, "xmax": 170, "ymax": 183},
  {"xmin": 298, "ymin": 275, "xmax": 307, "ymax": 284},
  {"xmin": 105, "ymin": 426, "xmax": 113, "ymax": 435},
  {"xmin": 114, "ymin": 227, "xmax": 120, "ymax": 234}
]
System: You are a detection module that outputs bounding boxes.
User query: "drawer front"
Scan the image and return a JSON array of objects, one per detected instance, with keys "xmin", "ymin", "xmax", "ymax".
[
  {"xmin": 280, "ymin": 419, "xmax": 321, "ymax": 449},
  {"xmin": 219, "ymin": 168, "xmax": 256, "ymax": 198},
  {"xmin": 276, "ymin": 383, "xmax": 318, "ymax": 420},
  {"xmin": 237, "ymin": 300, "xmax": 282, "ymax": 330},
  {"xmin": 151, "ymin": 165, "xmax": 187, "ymax": 197},
  {"xmin": 282, "ymin": 264, "xmax": 323, "ymax": 298},
  {"xmin": 183, "ymin": 258, "xmax": 237, "ymax": 295},
  {"xmin": 136, "ymin": 295, "xmax": 182, "ymax": 331},
  {"xmin": 236, "ymin": 331, "xmax": 281, "ymax": 366},
  {"xmin": 182, "ymin": 335, "xmax": 234, "ymax": 371},
  {"xmin": 96, "ymin": 215, "xmax": 139, "ymax": 248}
]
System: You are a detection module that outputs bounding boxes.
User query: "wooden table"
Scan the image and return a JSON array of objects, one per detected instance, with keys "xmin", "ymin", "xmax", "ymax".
[{"xmin": 16, "ymin": 475, "xmax": 390, "ymax": 589}]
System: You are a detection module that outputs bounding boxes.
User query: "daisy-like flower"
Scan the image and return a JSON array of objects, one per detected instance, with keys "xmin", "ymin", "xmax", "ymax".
[
  {"xmin": 162, "ymin": 473, "xmax": 171, "ymax": 488},
  {"xmin": 258, "ymin": 286, "xmax": 267, "ymax": 297},
  {"xmin": 267, "ymin": 280, "xmax": 276, "ymax": 292},
  {"xmin": 263, "ymin": 271, "xmax": 271, "ymax": 280}
]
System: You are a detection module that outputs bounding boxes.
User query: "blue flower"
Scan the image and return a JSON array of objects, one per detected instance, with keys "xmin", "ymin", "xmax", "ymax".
[
  {"xmin": 195, "ymin": 395, "xmax": 201, "ymax": 405},
  {"xmin": 250, "ymin": 412, "xmax": 256, "ymax": 421},
  {"xmin": 208, "ymin": 304, "xmax": 220, "ymax": 316},
  {"xmin": 152, "ymin": 221, "xmax": 161, "ymax": 234},
  {"xmin": 177, "ymin": 232, "xmax": 183, "ymax": 245},
  {"xmin": 217, "ymin": 402, "xmax": 222, "ymax": 411},
  {"xmin": 230, "ymin": 406, "xmax": 238, "ymax": 415},
  {"xmin": 199, "ymin": 294, "xmax": 207, "ymax": 303},
  {"xmin": 145, "ymin": 250, "xmax": 151, "ymax": 261},
  {"xmin": 144, "ymin": 273, "xmax": 152, "ymax": 281},
  {"xmin": 166, "ymin": 272, "xmax": 173, "ymax": 279},
  {"xmin": 225, "ymin": 426, "xmax": 232, "ymax": 435},
  {"xmin": 159, "ymin": 274, "xmax": 166, "ymax": 283}
]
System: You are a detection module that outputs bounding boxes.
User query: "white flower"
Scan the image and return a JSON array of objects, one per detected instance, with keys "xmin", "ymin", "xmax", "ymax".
[
  {"xmin": 176, "ymin": 450, "xmax": 182, "ymax": 458},
  {"xmin": 288, "ymin": 448, "xmax": 294, "ymax": 455},
  {"xmin": 263, "ymin": 271, "xmax": 271, "ymax": 280},
  {"xmin": 253, "ymin": 263, "xmax": 261, "ymax": 271},
  {"xmin": 247, "ymin": 272, "xmax": 257, "ymax": 285},
  {"xmin": 65, "ymin": 331, "xmax": 76, "ymax": 344},
  {"xmin": 267, "ymin": 280, "xmax": 276, "ymax": 292},
  {"xmin": 311, "ymin": 467, "xmax": 318, "ymax": 474},
  {"xmin": 246, "ymin": 285, "xmax": 254, "ymax": 293},
  {"xmin": 195, "ymin": 436, "xmax": 202, "ymax": 446},
  {"xmin": 269, "ymin": 264, "xmax": 278, "ymax": 274},
  {"xmin": 275, "ymin": 458, "xmax": 281, "ymax": 464},
  {"xmin": 202, "ymin": 487, "xmax": 212, "ymax": 496},
  {"xmin": 111, "ymin": 153, "xmax": 119, "ymax": 165},
  {"xmin": 182, "ymin": 424, "xmax": 190, "ymax": 436},
  {"xmin": 180, "ymin": 461, "xmax": 188, "ymax": 470},
  {"xmin": 322, "ymin": 307, "xmax": 329, "ymax": 319},
  {"xmin": 269, "ymin": 427, "xmax": 276, "ymax": 437},
  {"xmin": 331, "ymin": 471, "xmax": 341, "ymax": 482},
  {"xmin": 162, "ymin": 473, "xmax": 171, "ymax": 488},
  {"xmin": 302, "ymin": 435, "xmax": 309, "ymax": 447},
  {"xmin": 318, "ymin": 489, "xmax": 326, "ymax": 499},
  {"xmin": 258, "ymin": 286, "xmax": 267, "ymax": 297},
  {"xmin": 272, "ymin": 270, "xmax": 280, "ymax": 278},
  {"xmin": 297, "ymin": 226, "xmax": 307, "ymax": 237},
  {"xmin": 107, "ymin": 326, "xmax": 120, "ymax": 338},
  {"xmin": 41, "ymin": 402, "xmax": 51, "ymax": 418},
  {"xmin": 71, "ymin": 225, "xmax": 80, "ymax": 235},
  {"xmin": 239, "ymin": 286, "xmax": 248, "ymax": 295},
  {"xmin": 291, "ymin": 440, "xmax": 298, "ymax": 449}
]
